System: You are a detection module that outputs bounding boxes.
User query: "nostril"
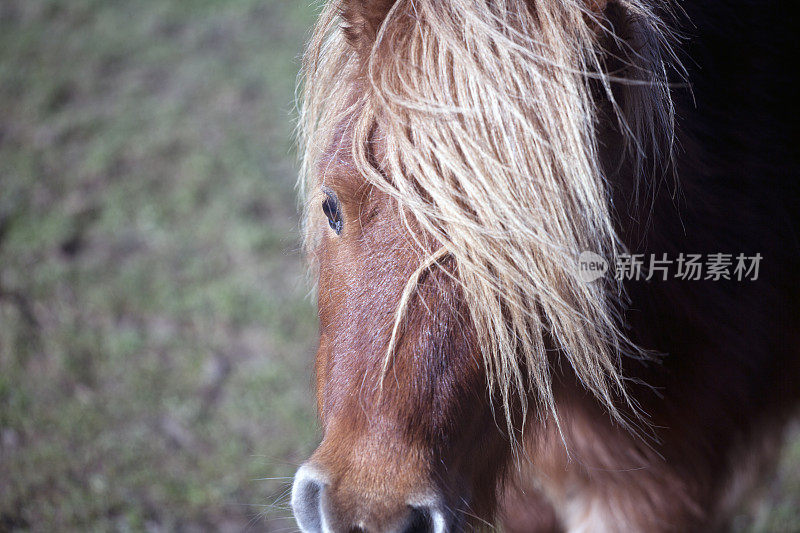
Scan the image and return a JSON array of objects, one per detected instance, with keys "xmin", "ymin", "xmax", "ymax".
[
  {"xmin": 291, "ymin": 465, "xmax": 327, "ymax": 533},
  {"xmin": 403, "ymin": 506, "xmax": 433, "ymax": 533}
]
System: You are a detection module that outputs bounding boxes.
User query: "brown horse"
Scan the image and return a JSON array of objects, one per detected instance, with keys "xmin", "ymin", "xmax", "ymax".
[{"xmin": 290, "ymin": 0, "xmax": 800, "ymax": 531}]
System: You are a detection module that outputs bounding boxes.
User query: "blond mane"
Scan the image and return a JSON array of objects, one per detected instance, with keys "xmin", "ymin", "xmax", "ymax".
[{"xmin": 298, "ymin": 0, "xmax": 678, "ymax": 439}]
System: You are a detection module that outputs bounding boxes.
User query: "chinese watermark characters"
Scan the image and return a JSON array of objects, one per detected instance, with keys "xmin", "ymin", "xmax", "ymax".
[{"xmin": 578, "ymin": 252, "xmax": 762, "ymax": 282}]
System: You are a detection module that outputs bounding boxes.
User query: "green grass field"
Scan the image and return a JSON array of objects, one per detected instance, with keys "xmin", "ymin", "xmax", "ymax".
[{"xmin": 0, "ymin": 1, "xmax": 797, "ymax": 531}]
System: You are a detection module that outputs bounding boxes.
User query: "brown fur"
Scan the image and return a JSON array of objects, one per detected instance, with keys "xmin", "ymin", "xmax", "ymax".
[
  {"xmin": 307, "ymin": 140, "xmax": 512, "ymax": 526},
  {"xmin": 293, "ymin": 0, "xmax": 800, "ymax": 531}
]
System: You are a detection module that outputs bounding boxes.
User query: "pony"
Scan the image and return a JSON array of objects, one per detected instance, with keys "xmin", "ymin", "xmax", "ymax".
[{"xmin": 290, "ymin": 0, "xmax": 799, "ymax": 531}]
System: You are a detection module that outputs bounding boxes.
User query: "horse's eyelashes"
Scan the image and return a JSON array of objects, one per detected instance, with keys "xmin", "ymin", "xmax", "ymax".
[{"xmin": 321, "ymin": 190, "xmax": 343, "ymax": 235}]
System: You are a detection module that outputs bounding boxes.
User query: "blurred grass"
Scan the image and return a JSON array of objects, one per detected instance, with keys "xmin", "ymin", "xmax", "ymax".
[
  {"xmin": 0, "ymin": 0, "xmax": 319, "ymax": 530},
  {"xmin": 0, "ymin": 1, "xmax": 798, "ymax": 532}
]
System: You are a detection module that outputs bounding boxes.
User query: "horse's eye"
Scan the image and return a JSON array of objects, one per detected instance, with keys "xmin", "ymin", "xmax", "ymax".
[{"xmin": 321, "ymin": 189, "xmax": 343, "ymax": 235}]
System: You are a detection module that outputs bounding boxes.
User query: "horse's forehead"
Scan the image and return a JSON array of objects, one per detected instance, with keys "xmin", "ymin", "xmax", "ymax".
[
  {"xmin": 318, "ymin": 158, "xmax": 364, "ymax": 202},
  {"xmin": 317, "ymin": 113, "xmax": 388, "ymax": 199}
]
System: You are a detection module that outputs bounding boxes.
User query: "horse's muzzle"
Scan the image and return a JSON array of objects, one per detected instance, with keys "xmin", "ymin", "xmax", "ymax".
[{"xmin": 291, "ymin": 464, "xmax": 450, "ymax": 533}]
